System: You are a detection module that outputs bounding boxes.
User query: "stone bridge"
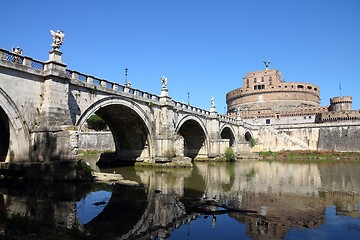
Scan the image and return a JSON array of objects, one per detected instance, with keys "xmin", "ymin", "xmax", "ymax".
[{"xmin": 0, "ymin": 47, "xmax": 252, "ymax": 174}]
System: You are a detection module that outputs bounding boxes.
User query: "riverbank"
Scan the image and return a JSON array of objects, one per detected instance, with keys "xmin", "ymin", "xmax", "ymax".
[{"xmin": 259, "ymin": 150, "xmax": 360, "ymax": 162}]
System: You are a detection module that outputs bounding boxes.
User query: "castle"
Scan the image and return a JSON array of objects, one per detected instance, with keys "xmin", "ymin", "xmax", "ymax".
[{"xmin": 226, "ymin": 62, "xmax": 360, "ymax": 125}]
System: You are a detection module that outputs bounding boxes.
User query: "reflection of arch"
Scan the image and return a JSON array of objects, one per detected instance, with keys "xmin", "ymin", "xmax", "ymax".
[
  {"xmin": 245, "ymin": 131, "xmax": 253, "ymax": 142},
  {"xmin": 77, "ymin": 96, "xmax": 154, "ymax": 162},
  {"xmin": 175, "ymin": 115, "xmax": 209, "ymax": 159},
  {"xmin": 220, "ymin": 125, "xmax": 236, "ymax": 147},
  {"xmin": 85, "ymin": 184, "xmax": 147, "ymax": 238},
  {"xmin": 0, "ymin": 88, "xmax": 30, "ymax": 162}
]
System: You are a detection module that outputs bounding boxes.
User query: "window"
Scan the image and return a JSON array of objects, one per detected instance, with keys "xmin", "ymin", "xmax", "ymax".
[
  {"xmin": 254, "ymin": 78, "xmax": 257, "ymax": 83},
  {"xmin": 266, "ymin": 119, "xmax": 270, "ymax": 124},
  {"xmin": 261, "ymin": 77, "xmax": 264, "ymax": 82},
  {"xmin": 254, "ymin": 86, "xmax": 258, "ymax": 90}
]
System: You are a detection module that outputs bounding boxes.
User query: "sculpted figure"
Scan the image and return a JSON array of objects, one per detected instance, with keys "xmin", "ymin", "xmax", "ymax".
[
  {"xmin": 11, "ymin": 46, "xmax": 23, "ymax": 63},
  {"xmin": 160, "ymin": 76, "xmax": 167, "ymax": 89},
  {"xmin": 50, "ymin": 30, "xmax": 65, "ymax": 50},
  {"xmin": 11, "ymin": 46, "xmax": 23, "ymax": 55},
  {"xmin": 263, "ymin": 60, "xmax": 270, "ymax": 69},
  {"xmin": 211, "ymin": 97, "xmax": 215, "ymax": 108}
]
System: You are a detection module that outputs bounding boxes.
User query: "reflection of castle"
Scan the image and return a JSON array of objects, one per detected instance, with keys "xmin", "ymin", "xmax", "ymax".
[{"xmin": 226, "ymin": 63, "xmax": 360, "ymax": 125}]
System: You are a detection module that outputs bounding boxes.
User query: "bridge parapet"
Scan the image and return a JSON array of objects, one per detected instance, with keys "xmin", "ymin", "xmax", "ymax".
[
  {"xmin": 173, "ymin": 100, "xmax": 211, "ymax": 116},
  {"xmin": 66, "ymin": 68, "xmax": 161, "ymax": 102},
  {"xmin": 0, "ymin": 48, "xmax": 44, "ymax": 70}
]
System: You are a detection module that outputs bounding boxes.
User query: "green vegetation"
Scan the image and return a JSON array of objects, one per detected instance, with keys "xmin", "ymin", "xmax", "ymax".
[
  {"xmin": 249, "ymin": 138, "xmax": 256, "ymax": 148},
  {"xmin": 164, "ymin": 148, "xmax": 177, "ymax": 158},
  {"xmin": 78, "ymin": 149, "xmax": 104, "ymax": 155},
  {"xmin": 75, "ymin": 160, "xmax": 94, "ymax": 181},
  {"xmin": 86, "ymin": 114, "xmax": 107, "ymax": 131},
  {"xmin": 259, "ymin": 150, "xmax": 360, "ymax": 162},
  {"xmin": 225, "ymin": 147, "xmax": 236, "ymax": 162}
]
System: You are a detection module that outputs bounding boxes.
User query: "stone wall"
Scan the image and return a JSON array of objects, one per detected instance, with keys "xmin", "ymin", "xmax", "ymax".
[
  {"xmin": 251, "ymin": 122, "xmax": 360, "ymax": 152},
  {"xmin": 318, "ymin": 125, "xmax": 360, "ymax": 152},
  {"xmin": 78, "ymin": 131, "xmax": 115, "ymax": 151}
]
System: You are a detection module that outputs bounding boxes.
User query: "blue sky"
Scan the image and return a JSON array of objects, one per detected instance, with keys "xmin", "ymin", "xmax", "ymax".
[{"xmin": 1, "ymin": 0, "xmax": 360, "ymax": 112}]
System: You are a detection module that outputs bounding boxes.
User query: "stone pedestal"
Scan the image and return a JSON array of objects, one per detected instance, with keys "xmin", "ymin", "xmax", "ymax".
[
  {"xmin": 160, "ymin": 88, "xmax": 169, "ymax": 97},
  {"xmin": 210, "ymin": 106, "xmax": 217, "ymax": 117},
  {"xmin": 49, "ymin": 49, "xmax": 63, "ymax": 62},
  {"xmin": 44, "ymin": 49, "xmax": 66, "ymax": 72}
]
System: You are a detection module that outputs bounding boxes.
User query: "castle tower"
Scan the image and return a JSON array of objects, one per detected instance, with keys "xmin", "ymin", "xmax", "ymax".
[
  {"xmin": 329, "ymin": 96, "xmax": 352, "ymax": 112},
  {"xmin": 226, "ymin": 64, "xmax": 321, "ymax": 114}
]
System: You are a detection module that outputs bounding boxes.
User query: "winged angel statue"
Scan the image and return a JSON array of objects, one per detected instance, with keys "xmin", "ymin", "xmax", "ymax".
[{"xmin": 50, "ymin": 30, "xmax": 65, "ymax": 50}]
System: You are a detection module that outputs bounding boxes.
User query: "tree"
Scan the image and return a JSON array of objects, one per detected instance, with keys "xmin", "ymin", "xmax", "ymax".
[{"xmin": 86, "ymin": 114, "xmax": 107, "ymax": 131}]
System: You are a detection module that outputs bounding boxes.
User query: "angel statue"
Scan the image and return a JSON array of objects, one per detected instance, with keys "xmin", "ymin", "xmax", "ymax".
[
  {"xmin": 11, "ymin": 46, "xmax": 23, "ymax": 55},
  {"xmin": 263, "ymin": 60, "xmax": 270, "ymax": 70},
  {"xmin": 11, "ymin": 46, "xmax": 23, "ymax": 63},
  {"xmin": 211, "ymin": 97, "xmax": 215, "ymax": 108},
  {"xmin": 50, "ymin": 30, "xmax": 65, "ymax": 50},
  {"xmin": 160, "ymin": 76, "xmax": 167, "ymax": 89}
]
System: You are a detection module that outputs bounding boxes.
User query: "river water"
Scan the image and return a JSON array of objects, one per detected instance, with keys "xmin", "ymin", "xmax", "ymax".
[{"xmin": 1, "ymin": 159, "xmax": 360, "ymax": 239}]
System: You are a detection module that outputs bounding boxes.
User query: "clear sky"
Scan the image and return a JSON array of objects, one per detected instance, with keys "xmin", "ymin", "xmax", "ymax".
[{"xmin": 1, "ymin": 0, "xmax": 359, "ymax": 112}]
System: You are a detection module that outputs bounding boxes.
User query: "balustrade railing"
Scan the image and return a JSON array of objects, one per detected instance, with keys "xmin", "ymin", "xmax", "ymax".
[
  {"xmin": 0, "ymin": 48, "xmax": 44, "ymax": 70},
  {"xmin": 0, "ymin": 48, "xmax": 232, "ymax": 121},
  {"xmin": 66, "ymin": 68, "xmax": 161, "ymax": 102}
]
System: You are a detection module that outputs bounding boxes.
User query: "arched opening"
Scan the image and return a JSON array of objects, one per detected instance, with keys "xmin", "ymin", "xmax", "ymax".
[
  {"xmin": 244, "ymin": 131, "xmax": 253, "ymax": 142},
  {"xmin": 80, "ymin": 104, "xmax": 152, "ymax": 166},
  {"xmin": 177, "ymin": 119, "xmax": 206, "ymax": 159},
  {"xmin": 220, "ymin": 126, "xmax": 235, "ymax": 147},
  {"xmin": 0, "ymin": 106, "xmax": 9, "ymax": 162}
]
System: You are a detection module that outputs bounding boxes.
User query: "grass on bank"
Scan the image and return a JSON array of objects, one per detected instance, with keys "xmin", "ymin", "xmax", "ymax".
[{"xmin": 259, "ymin": 150, "xmax": 360, "ymax": 162}]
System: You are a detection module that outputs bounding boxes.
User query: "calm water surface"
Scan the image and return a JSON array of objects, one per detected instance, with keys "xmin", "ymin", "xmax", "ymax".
[{"xmin": 2, "ymin": 159, "xmax": 360, "ymax": 239}]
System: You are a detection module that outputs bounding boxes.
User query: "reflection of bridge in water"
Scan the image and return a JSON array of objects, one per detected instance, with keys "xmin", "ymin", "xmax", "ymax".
[
  {"xmin": 88, "ymin": 162, "xmax": 360, "ymax": 239},
  {"xmin": 1, "ymin": 161, "xmax": 360, "ymax": 239}
]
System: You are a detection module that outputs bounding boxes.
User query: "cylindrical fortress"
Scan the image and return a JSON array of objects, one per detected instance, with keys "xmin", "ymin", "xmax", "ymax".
[
  {"xmin": 329, "ymin": 96, "xmax": 352, "ymax": 112},
  {"xmin": 226, "ymin": 69, "xmax": 321, "ymax": 113}
]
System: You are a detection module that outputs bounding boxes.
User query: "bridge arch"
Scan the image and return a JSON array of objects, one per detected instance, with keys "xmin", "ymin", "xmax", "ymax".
[
  {"xmin": 0, "ymin": 87, "xmax": 31, "ymax": 162},
  {"xmin": 244, "ymin": 130, "xmax": 254, "ymax": 142},
  {"xmin": 77, "ymin": 96, "xmax": 154, "ymax": 163},
  {"xmin": 175, "ymin": 115, "xmax": 209, "ymax": 159},
  {"xmin": 220, "ymin": 124, "xmax": 236, "ymax": 147}
]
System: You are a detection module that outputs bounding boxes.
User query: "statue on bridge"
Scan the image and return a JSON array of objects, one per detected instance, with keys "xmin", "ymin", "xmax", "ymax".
[
  {"xmin": 50, "ymin": 30, "xmax": 65, "ymax": 51},
  {"xmin": 211, "ymin": 97, "xmax": 215, "ymax": 108},
  {"xmin": 11, "ymin": 46, "xmax": 23, "ymax": 63},
  {"xmin": 11, "ymin": 46, "xmax": 23, "ymax": 55},
  {"xmin": 160, "ymin": 76, "xmax": 167, "ymax": 89}
]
